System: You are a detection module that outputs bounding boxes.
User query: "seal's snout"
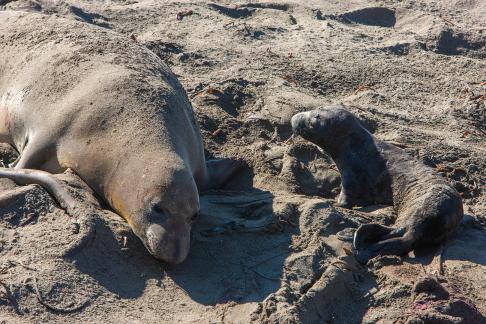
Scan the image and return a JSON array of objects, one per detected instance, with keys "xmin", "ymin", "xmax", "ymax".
[
  {"xmin": 291, "ymin": 112, "xmax": 307, "ymax": 136},
  {"xmin": 146, "ymin": 223, "xmax": 190, "ymax": 264}
]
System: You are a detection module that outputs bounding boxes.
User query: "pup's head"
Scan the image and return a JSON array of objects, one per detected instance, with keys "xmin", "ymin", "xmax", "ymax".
[{"xmin": 291, "ymin": 106, "xmax": 362, "ymax": 151}]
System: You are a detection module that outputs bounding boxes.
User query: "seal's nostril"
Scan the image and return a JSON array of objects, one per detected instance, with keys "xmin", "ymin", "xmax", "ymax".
[
  {"xmin": 144, "ymin": 224, "xmax": 190, "ymax": 264},
  {"xmin": 145, "ymin": 224, "xmax": 166, "ymax": 252}
]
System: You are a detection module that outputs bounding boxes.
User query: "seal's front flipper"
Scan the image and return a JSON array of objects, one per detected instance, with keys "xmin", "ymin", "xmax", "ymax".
[
  {"xmin": 0, "ymin": 168, "xmax": 76, "ymax": 215},
  {"xmin": 353, "ymin": 223, "xmax": 412, "ymax": 264},
  {"xmin": 205, "ymin": 158, "xmax": 245, "ymax": 190},
  {"xmin": 13, "ymin": 138, "xmax": 56, "ymax": 170},
  {"xmin": 336, "ymin": 185, "xmax": 353, "ymax": 208}
]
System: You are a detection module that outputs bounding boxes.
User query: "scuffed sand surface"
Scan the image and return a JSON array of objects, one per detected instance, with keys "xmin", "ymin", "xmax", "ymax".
[{"xmin": 0, "ymin": 0, "xmax": 485, "ymax": 323}]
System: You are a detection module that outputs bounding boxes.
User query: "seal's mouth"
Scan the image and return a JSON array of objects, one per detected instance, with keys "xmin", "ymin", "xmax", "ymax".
[
  {"xmin": 144, "ymin": 223, "xmax": 190, "ymax": 265},
  {"xmin": 291, "ymin": 112, "xmax": 306, "ymax": 136}
]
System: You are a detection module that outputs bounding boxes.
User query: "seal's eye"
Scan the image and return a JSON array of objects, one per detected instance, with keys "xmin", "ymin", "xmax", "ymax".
[
  {"xmin": 149, "ymin": 204, "xmax": 168, "ymax": 223},
  {"xmin": 309, "ymin": 115, "xmax": 320, "ymax": 128}
]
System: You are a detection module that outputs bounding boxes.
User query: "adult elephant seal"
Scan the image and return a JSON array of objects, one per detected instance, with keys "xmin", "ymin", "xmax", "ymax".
[
  {"xmin": 291, "ymin": 106, "xmax": 463, "ymax": 263},
  {"xmin": 0, "ymin": 11, "xmax": 242, "ymax": 264}
]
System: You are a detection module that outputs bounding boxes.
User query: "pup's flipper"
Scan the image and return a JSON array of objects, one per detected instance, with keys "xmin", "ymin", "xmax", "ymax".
[{"xmin": 353, "ymin": 223, "xmax": 413, "ymax": 264}]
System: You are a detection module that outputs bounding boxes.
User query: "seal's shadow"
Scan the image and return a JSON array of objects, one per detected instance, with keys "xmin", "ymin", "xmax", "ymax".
[
  {"xmin": 440, "ymin": 216, "xmax": 486, "ymax": 266},
  {"xmin": 407, "ymin": 215, "xmax": 486, "ymax": 267},
  {"xmin": 169, "ymin": 188, "xmax": 293, "ymax": 305},
  {"xmin": 67, "ymin": 216, "xmax": 164, "ymax": 299},
  {"xmin": 67, "ymin": 187, "xmax": 293, "ymax": 305}
]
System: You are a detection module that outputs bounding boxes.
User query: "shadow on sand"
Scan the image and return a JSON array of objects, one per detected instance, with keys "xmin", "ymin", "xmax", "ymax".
[{"xmin": 67, "ymin": 187, "xmax": 294, "ymax": 305}]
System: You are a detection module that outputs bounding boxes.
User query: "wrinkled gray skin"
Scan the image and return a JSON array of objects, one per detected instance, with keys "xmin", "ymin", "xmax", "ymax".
[
  {"xmin": 291, "ymin": 106, "xmax": 463, "ymax": 263},
  {"xmin": 0, "ymin": 11, "xmax": 241, "ymax": 264}
]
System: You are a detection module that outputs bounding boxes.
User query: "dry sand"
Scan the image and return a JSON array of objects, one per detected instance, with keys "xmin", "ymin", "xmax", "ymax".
[{"xmin": 0, "ymin": 0, "xmax": 485, "ymax": 323}]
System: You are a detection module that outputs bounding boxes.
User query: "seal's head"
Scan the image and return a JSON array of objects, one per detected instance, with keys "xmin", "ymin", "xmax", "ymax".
[
  {"xmin": 106, "ymin": 155, "xmax": 200, "ymax": 265},
  {"xmin": 291, "ymin": 106, "xmax": 363, "ymax": 153}
]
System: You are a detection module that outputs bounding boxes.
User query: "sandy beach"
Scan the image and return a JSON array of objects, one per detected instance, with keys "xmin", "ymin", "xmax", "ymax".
[{"xmin": 0, "ymin": 0, "xmax": 485, "ymax": 323}]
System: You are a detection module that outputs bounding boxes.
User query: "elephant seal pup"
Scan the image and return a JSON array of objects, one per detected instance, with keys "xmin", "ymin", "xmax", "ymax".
[
  {"xmin": 0, "ymin": 11, "xmax": 242, "ymax": 264},
  {"xmin": 291, "ymin": 106, "xmax": 463, "ymax": 263}
]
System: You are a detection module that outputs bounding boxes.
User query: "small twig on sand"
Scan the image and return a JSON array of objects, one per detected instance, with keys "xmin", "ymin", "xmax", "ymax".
[
  {"xmin": 19, "ymin": 212, "xmax": 38, "ymax": 226},
  {"xmin": 281, "ymin": 75, "xmax": 299, "ymax": 85},
  {"xmin": 329, "ymin": 260, "xmax": 352, "ymax": 272},
  {"xmin": 32, "ymin": 276, "xmax": 91, "ymax": 314},
  {"xmin": 443, "ymin": 18, "xmax": 458, "ymax": 27},
  {"xmin": 385, "ymin": 141, "xmax": 410, "ymax": 149},
  {"xmin": 283, "ymin": 134, "xmax": 295, "ymax": 145},
  {"xmin": 176, "ymin": 9, "xmax": 193, "ymax": 20},
  {"xmin": 189, "ymin": 89, "xmax": 206, "ymax": 99},
  {"xmin": 353, "ymin": 84, "xmax": 375, "ymax": 95}
]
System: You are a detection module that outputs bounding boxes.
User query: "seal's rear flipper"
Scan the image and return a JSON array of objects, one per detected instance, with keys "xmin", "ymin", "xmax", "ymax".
[
  {"xmin": 354, "ymin": 223, "xmax": 412, "ymax": 264},
  {"xmin": 205, "ymin": 158, "xmax": 245, "ymax": 190},
  {"xmin": 355, "ymin": 236, "xmax": 415, "ymax": 264},
  {"xmin": 0, "ymin": 168, "xmax": 76, "ymax": 215},
  {"xmin": 353, "ymin": 223, "xmax": 395, "ymax": 250}
]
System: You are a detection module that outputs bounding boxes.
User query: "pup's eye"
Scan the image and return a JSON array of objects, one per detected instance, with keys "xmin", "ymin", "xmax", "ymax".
[
  {"xmin": 309, "ymin": 115, "xmax": 320, "ymax": 127},
  {"xmin": 191, "ymin": 212, "xmax": 199, "ymax": 222},
  {"xmin": 152, "ymin": 204, "xmax": 164, "ymax": 213}
]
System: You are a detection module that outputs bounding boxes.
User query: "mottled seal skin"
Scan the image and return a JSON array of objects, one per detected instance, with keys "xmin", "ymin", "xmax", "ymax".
[
  {"xmin": 0, "ymin": 11, "xmax": 241, "ymax": 264},
  {"xmin": 291, "ymin": 106, "xmax": 463, "ymax": 263}
]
